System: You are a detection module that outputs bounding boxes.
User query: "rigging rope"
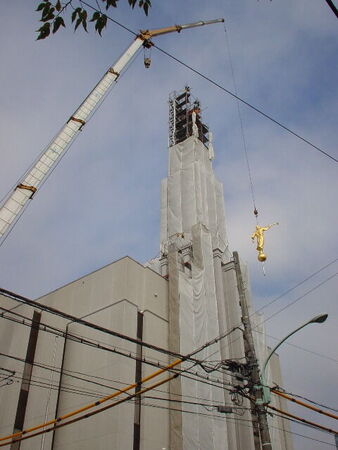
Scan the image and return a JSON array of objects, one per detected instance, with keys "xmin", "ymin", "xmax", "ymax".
[{"xmin": 223, "ymin": 24, "xmax": 259, "ymax": 222}]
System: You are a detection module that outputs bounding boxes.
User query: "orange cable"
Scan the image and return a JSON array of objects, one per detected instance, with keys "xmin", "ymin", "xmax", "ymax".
[
  {"xmin": 0, "ymin": 373, "xmax": 177, "ymax": 447},
  {"xmin": 0, "ymin": 357, "xmax": 182, "ymax": 443},
  {"xmin": 268, "ymin": 404, "xmax": 338, "ymax": 435},
  {"xmin": 272, "ymin": 389, "xmax": 338, "ymax": 421}
]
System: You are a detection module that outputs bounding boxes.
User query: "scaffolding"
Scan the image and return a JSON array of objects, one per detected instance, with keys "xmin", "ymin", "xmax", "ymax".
[{"xmin": 168, "ymin": 87, "xmax": 209, "ymax": 148}]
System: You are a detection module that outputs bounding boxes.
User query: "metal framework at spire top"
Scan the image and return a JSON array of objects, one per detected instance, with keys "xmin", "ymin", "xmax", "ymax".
[{"xmin": 168, "ymin": 87, "xmax": 210, "ymax": 148}]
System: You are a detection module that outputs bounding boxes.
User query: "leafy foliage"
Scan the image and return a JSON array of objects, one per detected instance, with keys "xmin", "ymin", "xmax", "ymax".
[{"xmin": 35, "ymin": 0, "xmax": 152, "ymax": 40}]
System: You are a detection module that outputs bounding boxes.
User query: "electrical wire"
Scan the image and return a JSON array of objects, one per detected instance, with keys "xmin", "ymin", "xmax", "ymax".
[
  {"xmin": 3, "ymin": 365, "xmax": 335, "ymax": 448},
  {"xmin": 201, "ymin": 261, "xmax": 338, "ymax": 364},
  {"xmin": 252, "ymin": 328, "xmax": 338, "ymax": 364},
  {"xmin": 267, "ymin": 404, "xmax": 338, "ymax": 435},
  {"xmin": 0, "ymin": 307, "xmax": 178, "ymax": 371},
  {"xmin": 0, "ymin": 353, "xmax": 236, "ymax": 420},
  {"xmin": 0, "ymin": 288, "xmax": 192, "ymax": 362},
  {"xmin": 261, "ymin": 272, "xmax": 337, "ymax": 325},
  {"xmin": 271, "ymin": 389, "xmax": 338, "ymax": 421},
  {"xmin": 0, "ymin": 287, "xmax": 238, "ymax": 369},
  {"xmin": 1, "ymin": 354, "xmax": 336, "ymax": 448},
  {"xmin": 3, "ymin": 256, "xmax": 337, "ymax": 373},
  {"xmin": 137, "ymin": 401, "xmax": 336, "ymax": 448},
  {"xmin": 225, "ymin": 271, "xmax": 337, "ymax": 353},
  {"xmin": 1, "ymin": 274, "xmax": 337, "ymax": 444},
  {"xmin": 153, "ymin": 46, "xmax": 337, "ymax": 163},
  {"xmin": 0, "ymin": 347, "xmax": 234, "ymax": 407},
  {"xmin": 277, "ymin": 389, "xmax": 338, "ymax": 414},
  {"xmin": 0, "ymin": 318, "xmax": 237, "ymax": 445},
  {"xmin": 7, "ymin": 360, "xmax": 338, "ymax": 449},
  {"xmin": 0, "ymin": 336, "xmax": 235, "ymax": 445},
  {"xmin": 254, "ymin": 257, "xmax": 338, "ymax": 316},
  {"xmin": 80, "ymin": 0, "xmax": 337, "ymax": 163},
  {"xmin": 0, "ymin": 373, "xmax": 177, "ymax": 448},
  {"xmin": 325, "ymin": 0, "xmax": 338, "ymax": 18},
  {"xmin": 0, "ymin": 306, "xmax": 238, "ymax": 395}
]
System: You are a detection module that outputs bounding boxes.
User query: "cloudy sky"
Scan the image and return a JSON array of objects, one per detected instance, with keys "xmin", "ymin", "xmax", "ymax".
[{"xmin": 0, "ymin": 1, "xmax": 337, "ymax": 448}]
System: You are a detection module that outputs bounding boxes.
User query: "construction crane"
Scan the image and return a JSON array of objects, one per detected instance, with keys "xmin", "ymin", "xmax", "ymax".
[{"xmin": 0, "ymin": 18, "xmax": 224, "ymax": 246}]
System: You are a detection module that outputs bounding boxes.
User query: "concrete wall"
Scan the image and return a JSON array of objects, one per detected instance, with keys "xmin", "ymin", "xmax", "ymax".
[
  {"xmin": 0, "ymin": 254, "xmax": 293, "ymax": 450},
  {"xmin": 0, "ymin": 257, "xmax": 169, "ymax": 450}
]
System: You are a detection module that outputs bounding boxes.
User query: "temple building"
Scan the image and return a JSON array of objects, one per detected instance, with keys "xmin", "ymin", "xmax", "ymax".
[{"xmin": 0, "ymin": 87, "xmax": 293, "ymax": 450}]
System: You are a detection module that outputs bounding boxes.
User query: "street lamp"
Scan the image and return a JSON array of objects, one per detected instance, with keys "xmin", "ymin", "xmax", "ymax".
[{"xmin": 257, "ymin": 313, "xmax": 328, "ymax": 405}]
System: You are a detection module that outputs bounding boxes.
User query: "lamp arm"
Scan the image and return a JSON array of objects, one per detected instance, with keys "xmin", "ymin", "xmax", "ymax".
[{"xmin": 261, "ymin": 322, "xmax": 309, "ymax": 381}]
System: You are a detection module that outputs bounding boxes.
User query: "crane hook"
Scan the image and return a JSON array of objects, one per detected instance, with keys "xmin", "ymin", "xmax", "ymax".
[
  {"xmin": 144, "ymin": 57, "xmax": 151, "ymax": 68},
  {"xmin": 143, "ymin": 40, "xmax": 152, "ymax": 69}
]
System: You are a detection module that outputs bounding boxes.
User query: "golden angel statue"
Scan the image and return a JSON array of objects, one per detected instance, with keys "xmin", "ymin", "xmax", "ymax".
[{"xmin": 251, "ymin": 223, "xmax": 279, "ymax": 262}]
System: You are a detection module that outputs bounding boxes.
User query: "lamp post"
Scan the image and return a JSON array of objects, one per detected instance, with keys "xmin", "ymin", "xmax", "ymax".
[{"xmin": 258, "ymin": 313, "xmax": 328, "ymax": 405}]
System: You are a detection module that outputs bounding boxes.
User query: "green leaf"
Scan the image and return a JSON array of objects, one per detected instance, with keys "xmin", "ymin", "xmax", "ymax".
[
  {"xmin": 36, "ymin": 2, "xmax": 47, "ymax": 12},
  {"xmin": 143, "ymin": 2, "xmax": 149, "ymax": 15},
  {"xmin": 71, "ymin": 7, "xmax": 82, "ymax": 22},
  {"xmin": 42, "ymin": 12, "xmax": 55, "ymax": 22},
  {"xmin": 52, "ymin": 16, "xmax": 65, "ymax": 33},
  {"xmin": 105, "ymin": 0, "xmax": 118, "ymax": 9},
  {"xmin": 55, "ymin": 0, "xmax": 61, "ymax": 12},
  {"xmin": 81, "ymin": 11, "xmax": 88, "ymax": 32},
  {"xmin": 36, "ymin": 22, "xmax": 51, "ymax": 40},
  {"xmin": 95, "ymin": 14, "xmax": 107, "ymax": 36},
  {"xmin": 90, "ymin": 11, "xmax": 101, "ymax": 22},
  {"xmin": 74, "ymin": 17, "xmax": 82, "ymax": 31}
]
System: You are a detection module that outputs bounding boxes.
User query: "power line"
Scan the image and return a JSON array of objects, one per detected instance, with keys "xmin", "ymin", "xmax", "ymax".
[
  {"xmin": 0, "ymin": 351, "xmax": 234, "ymax": 416},
  {"xmin": 8, "ymin": 351, "xmax": 337, "ymax": 447},
  {"xmin": 271, "ymin": 389, "xmax": 338, "ymax": 421},
  {"xmin": 0, "ymin": 288, "xmax": 194, "ymax": 363},
  {"xmin": 262, "ymin": 272, "xmax": 337, "ymax": 324},
  {"xmin": 0, "ymin": 372, "xmax": 176, "ymax": 448},
  {"xmin": 2, "ymin": 361, "xmax": 335, "ymax": 448},
  {"xmin": 268, "ymin": 404, "xmax": 338, "ymax": 435},
  {"xmin": 144, "ymin": 394, "xmax": 338, "ymax": 438},
  {"xmin": 80, "ymin": 0, "xmax": 337, "ymax": 163},
  {"xmin": 254, "ymin": 258, "xmax": 338, "ymax": 316},
  {"xmin": 139, "ymin": 401, "xmax": 336, "ymax": 448},
  {"xmin": 0, "ymin": 315, "xmax": 238, "ymax": 446},
  {"xmin": 0, "ymin": 307, "xmax": 237, "ymax": 394},
  {"xmin": 278, "ymin": 389, "xmax": 338, "ymax": 414},
  {"xmin": 252, "ymin": 328, "xmax": 338, "ymax": 364},
  {"xmin": 2, "ymin": 348, "xmax": 336, "ymax": 446},
  {"xmin": 153, "ymin": 48, "xmax": 337, "ymax": 163},
  {"xmin": 325, "ymin": 0, "xmax": 338, "ymax": 18},
  {"xmin": 2, "ymin": 269, "xmax": 337, "ymax": 443},
  {"xmin": 204, "ymin": 260, "xmax": 338, "ymax": 363}
]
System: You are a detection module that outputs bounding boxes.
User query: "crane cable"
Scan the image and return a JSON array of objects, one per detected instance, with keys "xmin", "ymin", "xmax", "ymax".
[
  {"xmin": 80, "ymin": 0, "xmax": 338, "ymax": 164},
  {"xmin": 271, "ymin": 388, "xmax": 338, "ymax": 421},
  {"xmin": 223, "ymin": 24, "xmax": 259, "ymax": 222}
]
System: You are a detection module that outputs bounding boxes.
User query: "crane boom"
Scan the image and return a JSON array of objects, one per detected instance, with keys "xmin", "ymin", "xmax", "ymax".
[{"xmin": 0, "ymin": 18, "xmax": 224, "ymax": 246}]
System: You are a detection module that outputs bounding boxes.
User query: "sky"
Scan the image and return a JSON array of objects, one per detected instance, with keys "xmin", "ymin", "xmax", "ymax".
[{"xmin": 0, "ymin": 1, "xmax": 337, "ymax": 448}]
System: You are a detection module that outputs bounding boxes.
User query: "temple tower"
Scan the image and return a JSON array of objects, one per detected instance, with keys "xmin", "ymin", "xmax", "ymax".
[{"xmin": 159, "ymin": 87, "xmax": 255, "ymax": 450}]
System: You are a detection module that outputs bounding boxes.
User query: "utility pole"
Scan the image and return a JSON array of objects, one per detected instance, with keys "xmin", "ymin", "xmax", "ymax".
[{"xmin": 233, "ymin": 251, "xmax": 272, "ymax": 450}]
